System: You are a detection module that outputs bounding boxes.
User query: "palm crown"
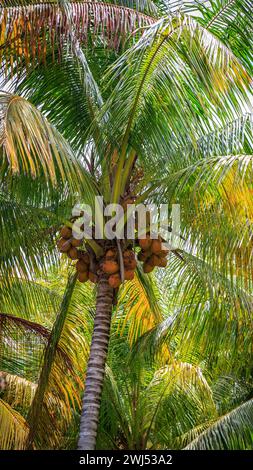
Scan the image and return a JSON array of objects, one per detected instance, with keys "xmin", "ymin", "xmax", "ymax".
[{"xmin": 0, "ymin": 0, "xmax": 253, "ymax": 450}]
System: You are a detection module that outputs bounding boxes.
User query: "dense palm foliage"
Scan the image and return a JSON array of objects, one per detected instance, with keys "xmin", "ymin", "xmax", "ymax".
[{"xmin": 0, "ymin": 0, "xmax": 253, "ymax": 450}]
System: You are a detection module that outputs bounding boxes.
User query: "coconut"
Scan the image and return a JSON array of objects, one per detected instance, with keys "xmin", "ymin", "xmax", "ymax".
[
  {"xmin": 139, "ymin": 235, "xmax": 151, "ymax": 251},
  {"xmin": 159, "ymin": 257, "xmax": 167, "ymax": 268},
  {"xmin": 149, "ymin": 254, "xmax": 162, "ymax": 267},
  {"xmin": 71, "ymin": 238, "xmax": 82, "ymax": 248},
  {"xmin": 124, "ymin": 270, "xmax": 135, "ymax": 281},
  {"xmin": 78, "ymin": 271, "xmax": 89, "ymax": 283},
  {"xmin": 123, "ymin": 250, "xmax": 137, "ymax": 269},
  {"xmin": 151, "ymin": 238, "xmax": 162, "ymax": 254},
  {"xmin": 60, "ymin": 226, "xmax": 72, "ymax": 239},
  {"xmin": 160, "ymin": 248, "xmax": 169, "ymax": 258},
  {"xmin": 76, "ymin": 260, "xmax": 89, "ymax": 273},
  {"xmin": 79, "ymin": 252, "xmax": 90, "ymax": 264},
  {"xmin": 124, "ymin": 258, "xmax": 137, "ymax": 270},
  {"xmin": 123, "ymin": 249, "xmax": 134, "ymax": 259},
  {"xmin": 57, "ymin": 238, "xmax": 71, "ymax": 253},
  {"xmin": 105, "ymin": 248, "xmax": 117, "ymax": 260},
  {"xmin": 102, "ymin": 260, "xmax": 119, "ymax": 274},
  {"xmin": 143, "ymin": 261, "xmax": 154, "ymax": 273},
  {"xmin": 68, "ymin": 247, "xmax": 79, "ymax": 260},
  {"xmin": 89, "ymin": 272, "xmax": 98, "ymax": 284},
  {"xmin": 108, "ymin": 273, "xmax": 121, "ymax": 288},
  {"xmin": 137, "ymin": 250, "xmax": 148, "ymax": 261}
]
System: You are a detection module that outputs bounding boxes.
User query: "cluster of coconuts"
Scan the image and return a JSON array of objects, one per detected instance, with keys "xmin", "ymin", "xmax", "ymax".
[
  {"xmin": 57, "ymin": 225, "xmax": 97, "ymax": 283},
  {"xmin": 57, "ymin": 223, "xmax": 169, "ymax": 285},
  {"xmin": 137, "ymin": 234, "xmax": 169, "ymax": 273},
  {"xmin": 102, "ymin": 248, "xmax": 137, "ymax": 288}
]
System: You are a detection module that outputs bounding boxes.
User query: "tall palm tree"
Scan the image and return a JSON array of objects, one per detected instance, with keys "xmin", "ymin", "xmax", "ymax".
[
  {"xmin": 0, "ymin": 0, "xmax": 253, "ymax": 450},
  {"xmin": 1, "ymin": 257, "xmax": 253, "ymax": 450}
]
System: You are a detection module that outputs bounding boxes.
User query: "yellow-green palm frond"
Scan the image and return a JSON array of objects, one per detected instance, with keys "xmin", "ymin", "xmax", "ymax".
[
  {"xmin": 1, "ymin": 371, "xmax": 36, "ymax": 410},
  {"xmin": 0, "ymin": 92, "xmax": 96, "ymax": 199},
  {"xmin": 115, "ymin": 265, "xmax": 163, "ymax": 345},
  {"xmin": 0, "ymin": 398, "xmax": 29, "ymax": 449},
  {"xmin": 0, "ymin": 1, "xmax": 155, "ymax": 73}
]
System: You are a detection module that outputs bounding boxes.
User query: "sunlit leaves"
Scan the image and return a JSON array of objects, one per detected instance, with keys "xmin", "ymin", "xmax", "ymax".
[{"xmin": 0, "ymin": 398, "xmax": 28, "ymax": 449}]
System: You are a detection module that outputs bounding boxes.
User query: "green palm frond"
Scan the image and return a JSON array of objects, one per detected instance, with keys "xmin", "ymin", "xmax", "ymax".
[
  {"xmin": 102, "ymin": 13, "xmax": 251, "ymax": 168},
  {"xmin": 0, "ymin": 191, "xmax": 61, "ymax": 280},
  {"xmin": 150, "ymin": 153, "xmax": 253, "ymax": 290},
  {"xmin": 195, "ymin": 0, "xmax": 253, "ymax": 74},
  {"xmin": 98, "ymin": 333, "xmax": 216, "ymax": 449},
  {"xmin": 0, "ymin": 274, "xmax": 60, "ymax": 324},
  {"xmin": 0, "ymin": 312, "xmax": 51, "ymax": 380},
  {"xmin": 131, "ymin": 250, "xmax": 253, "ymax": 375},
  {"xmin": 0, "ymin": 269, "xmax": 95, "ymax": 449},
  {"xmin": 192, "ymin": 113, "xmax": 253, "ymax": 159},
  {"xmin": 184, "ymin": 397, "xmax": 253, "ymax": 449},
  {"xmin": 26, "ymin": 272, "xmax": 77, "ymax": 448}
]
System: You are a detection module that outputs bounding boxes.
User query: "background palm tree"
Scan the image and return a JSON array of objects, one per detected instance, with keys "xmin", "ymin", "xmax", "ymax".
[{"xmin": 0, "ymin": 0, "xmax": 253, "ymax": 450}]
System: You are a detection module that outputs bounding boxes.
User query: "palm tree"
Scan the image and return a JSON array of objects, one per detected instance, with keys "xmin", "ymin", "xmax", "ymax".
[
  {"xmin": 0, "ymin": 0, "xmax": 253, "ymax": 450},
  {"xmin": 1, "ymin": 260, "xmax": 253, "ymax": 449}
]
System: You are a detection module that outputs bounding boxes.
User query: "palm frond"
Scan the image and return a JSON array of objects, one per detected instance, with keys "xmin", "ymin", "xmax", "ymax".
[
  {"xmin": 26, "ymin": 272, "xmax": 77, "ymax": 448},
  {"xmin": 0, "ymin": 1, "xmax": 155, "ymax": 74},
  {"xmin": 0, "ymin": 398, "xmax": 28, "ymax": 449},
  {"xmin": 0, "ymin": 91, "xmax": 95, "ymax": 194},
  {"xmin": 102, "ymin": 13, "xmax": 251, "ymax": 167},
  {"xmin": 0, "ymin": 312, "xmax": 51, "ymax": 380},
  {"xmin": 131, "ymin": 249, "xmax": 253, "ymax": 377},
  {"xmin": 195, "ymin": 0, "xmax": 253, "ymax": 74},
  {"xmin": 26, "ymin": 270, "xmax": 95, "ymax": 449},
  {"xmin": 0, "ymin": 191, "xmax": 61, "ymax": 280},
  {"xmin": 193, "ymin": 112, "xmax": 253, "ymax": 159},
  {"xmin": 116, "ymin": 265, "xmax": 163, "ymax": 344},
  {"xmin": 1, "ymin": 371, "xmax": 36, "ymax": 410},
  {"xmin": 184, "ymin": 397, "xmax": 253, "ymax": 449},
  {"xmin": 0, "ymin": 274, "xmax": 60, "ymax": 324}
]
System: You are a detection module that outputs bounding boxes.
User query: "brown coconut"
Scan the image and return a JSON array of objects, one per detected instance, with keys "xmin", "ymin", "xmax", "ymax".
[
  {"xmin": 57, "ymin": 238, "xmax": 72, "ymax": 253},
  {"xmin": 68, "ymin": 247, "xmax": 79, "ymax": 260},
  {"xmin": 149, "ymin": 254, "xmax": 162, "ymax": 267},
  {"xmin": 60, "ymin": 226, "xmax": 72, "ymax": 239},
  {"xmin": 71, "ymin": 238, "xmax": 82, "ymax": 247},
  {"xmin": 108, "ymin": 273, "xmax": 121, "ymax": 288},
  {"xmin": 78, "ymin": 271, "xmax": 89, "ymax": 283},
  {"xmin": 123, "ymin": 249, "xmax": 135, "ymax": 259},
  {"xmin": 160, "ymin": 248, "xmax": 169, "ymax": 258},
  {"xmin": 89, "ymin": 272, "xmax": 98, "ymax": 284},
  {"xmin": 105, "ymin": 248, "xmax": 117, "ymax": 260},
  {"xmin": 124, "ymin": 270, "xmax": 135, "ymax": 281},
  {"xmin": 137, "ymin": 250, "xmax": 149, "ymax": 261},
  {"xmin": 76, "ymin": 260, "xmax": 89, "ymax": 273},
  {"xmin": 79, "ymin": 252, "xmax": 90, "ymax": 264},
  {"xmin": 143, "ymin": 261, "xmax": 154, "ymax": 273},
  {"xmin": 124, "ymin": 258, "xmax": 137, "ymax": 270},
  {"xmin": 159, "ymin": 257, "xmax": 167, "ymax": 268},
  {"xmin": 151, "ymin": 238, "xmax": 162, "ymax": 254},
  {"xmin": 123, "ymin": 250, "xmax": 137, "ymax": 270},
  {"xmin": 102, "ymin": 260, "xmax": 119, "ymax": 275},
  {"xmin": 139, "ymin": 235, "xmax": 151, "ymax": 251}
]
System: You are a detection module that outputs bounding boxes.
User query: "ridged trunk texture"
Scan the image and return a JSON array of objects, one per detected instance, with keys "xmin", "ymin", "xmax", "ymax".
[{"xmin": 77, "ymin": 276, "xmax": 114, "ymax": 450}]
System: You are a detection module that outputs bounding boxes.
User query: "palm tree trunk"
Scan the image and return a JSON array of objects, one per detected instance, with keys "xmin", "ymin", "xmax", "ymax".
[{"xmin": 78, "ymin": 276, "xmax": 114, "ymax": 450}]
